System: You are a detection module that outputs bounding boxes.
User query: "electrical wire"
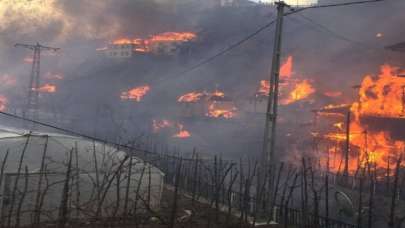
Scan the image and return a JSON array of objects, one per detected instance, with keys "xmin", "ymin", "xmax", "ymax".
[{"xmin": 0, "ymin": 110, "xmax": 195, "ymax": 161}]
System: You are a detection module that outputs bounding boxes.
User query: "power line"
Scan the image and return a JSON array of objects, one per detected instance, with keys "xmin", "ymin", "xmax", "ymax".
[
  {"xmin": 64, "ymin": 1, "xmax": 384, "ymax": 86},
  {"xmin": 287, "ymin": 0, "xmax": 384, "ymax": 14},
  {"xmin": 291, "ymin": 13, "xmax": 385, "ymax": 51},
  {"xmin": 0, "ymin": 110, "xmax": 195, "ymax": 161}
]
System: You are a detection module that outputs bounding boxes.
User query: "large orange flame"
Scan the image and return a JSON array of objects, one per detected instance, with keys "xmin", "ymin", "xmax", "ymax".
[
  {"xmin": 256, "ymin": 56, "xmax": 293, "ymax": 97},
  {"xmin": 352, "ymin": 64, "xmax": 405, "ymax": 118},
  {"xmin": 120, "ymin": 85, "xmax": 150, "ymax": 102},
  {"xmin": 256, "ymin": 55, "xmax": 315, "ymax": 104},
  {"xmin": 323, "ymin": 65, "xmax": 405, "ymax": 174},
  {"xmin": 281, "ymin": 79, "xmax": 315, "ymax": 105}
]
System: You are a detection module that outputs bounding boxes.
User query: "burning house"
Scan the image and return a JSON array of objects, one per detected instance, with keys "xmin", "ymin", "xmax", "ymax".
[
  {"xmin": 98, "ymin": 32, "xmax": 197, "ymax": 58},
  {"xmin": 104, "ymin": 43, "xmax": 135, "ymax": 58},
  {"xmin": 312, "ymin": 65, "xmax": 405, "ymax": 175}
]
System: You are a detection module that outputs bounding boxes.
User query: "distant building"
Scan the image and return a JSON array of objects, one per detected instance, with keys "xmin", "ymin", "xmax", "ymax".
[{"xmin": 105, "ymin": 44, "xmax": 135, "ymax": 58}]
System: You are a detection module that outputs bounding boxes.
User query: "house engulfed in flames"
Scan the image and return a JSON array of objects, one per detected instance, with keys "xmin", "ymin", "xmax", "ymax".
[
  {"xmin": 315, "ymin": 65, "xmax": 405, "ymax": 175},
  {"xmin": 99, "ymin": 32, "xmax": 197, "ymax": 58}
]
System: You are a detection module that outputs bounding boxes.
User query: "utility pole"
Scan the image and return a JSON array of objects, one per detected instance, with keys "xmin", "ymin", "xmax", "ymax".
[
  {"xmin": 343, "ymin": 110, "xmax": 351, "ymax": 180},
  {"xmin": 261, "ymin": 1, "xmax": 286, "ymax": 175},
  {"xmin": 259, "ymin": 2, "xmax": 286, "ymax": 214},
  {"xmin": 15, "ymin": 43, "xmax": 59, "ymax": 124}
]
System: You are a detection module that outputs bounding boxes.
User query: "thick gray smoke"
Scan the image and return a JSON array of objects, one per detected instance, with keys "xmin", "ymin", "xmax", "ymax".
[{"xmin": 0, "ymin": 0, "xmax": 404, "ymax": 160}]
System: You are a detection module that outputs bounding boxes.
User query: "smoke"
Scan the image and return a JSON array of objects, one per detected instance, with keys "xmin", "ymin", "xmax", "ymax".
[{"xmin": 0, "ymin": 0, "xmax": 404, "ymax": 160}]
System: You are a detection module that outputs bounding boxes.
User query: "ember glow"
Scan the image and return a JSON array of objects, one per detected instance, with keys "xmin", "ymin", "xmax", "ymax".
[
  {"xmin": 35, "ymin": 83, "xmax": 56, "ymax": 93},
  {"xmin": 178, "ymin": 91, "xmax": 205, "ymax": 103},
  {"xmin": 152, "ymin": 119, "xmax": 191, "ymax": 138},
  {"xmin": 0, "ymin": 95, "xmax": 8, "ymax": 111},
  {"xmin": 281, "ymin": 79, "xmax": 315, "ymax": 105},
  {"xmin": 120, "ymin": 85, "xmax": 150, "ymax": 102}
]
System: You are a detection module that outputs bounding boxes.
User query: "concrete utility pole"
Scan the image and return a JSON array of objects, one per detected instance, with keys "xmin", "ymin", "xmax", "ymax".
[
  {"xmin": 15, "ymin": 43, "xmax": 59, "ymax": 123},
  {"xmin": 261, "ymin": 1, "xmax": 286, "ymax": 173},
  {"xmin": 343, "ymin": 110, "xmax": 351, "ymax": 179}
]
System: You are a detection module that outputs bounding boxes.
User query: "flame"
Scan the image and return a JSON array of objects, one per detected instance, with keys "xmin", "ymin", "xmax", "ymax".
[
  {"xmin": 109, "ymin": 32, "xmax": 196, "ymax": 53},
  {"xmin": 281, "ymin": 79, "xmax": 315, "ymax": 105},
  {"xmin": 211, "ymin": 90, "xmax": 225, "ymax": 98},
  {"xmin": 178, "ymin": 92, "xmax": 205, "ymax": 103},
  {"xmin": 120, "ymin": 85, "xmax": 150, "ymax": 102},
  {"xmin": 173, "ymin": 124, "xmax": 191, "ymax": 138},
  {"xmin": 0, "ymin": 95, "xmax": 8, "ymax": 111},
  {"xmin": 35, "ymin": 83, "xmax": 56, "ymax": 93},
  {"xmin": 177, "ymin": 89, "xmax": 237, "ymax": 119},
  {"xmin": 352, "ymin": 64, "xmax": 405, "ymax": 118},
  {"xmin": 255, "ymin": 55, "xmax": 315, "ymax": 104},
  {"xmin": 280, "ymin": 56, "xmax": 293, "ymax": 78},
  {"xmin": 256, "ymin": 56, "xmax": 293, "ymax": 97},
  {"xmin": 318, "ymin": 112, "xmax": 345, "ymax": 118},
  {"xmin": 322, "ymin": 103, "xmax": 351, "ymax": 110},
  {"xmin": 152, "ymin": 119, "xmax": 191, "ymax": 138},
  {"xmin": 113, "ymin": 38, "xmax": 143, "ymax": 45},
  {"xmin": 324, "ymin": 91, "xmax": 342, "ymax": 97},
  {"xmin": 206, "ymin": 101, "xmax": 237, "ymax": 119},
  {"xmin": 149, "ymin": 32, "xmax": 196, "ymax": 42},
  {"xmin": 323, "ymin": 65, "xmax": 405, "ymax": 174},
  {"xmin": 333, "ymin": 122, "xmax": 344, "ymax": 130},
  {"xmin": 376, "ymin": 33, "xmax": 383, "ymax": 38}
]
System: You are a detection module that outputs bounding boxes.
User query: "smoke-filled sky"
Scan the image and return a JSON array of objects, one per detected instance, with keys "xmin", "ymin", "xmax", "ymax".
[{"xmin": 0, "ymin": 0, "xmax": 404, "ymax": 158}]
